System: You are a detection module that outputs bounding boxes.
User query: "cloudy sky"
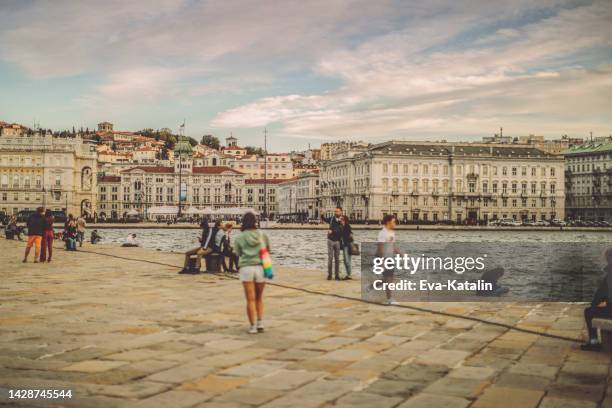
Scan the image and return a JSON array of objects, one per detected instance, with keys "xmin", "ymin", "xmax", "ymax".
[{"xmin": 0, "ymin": 0, "xmax": 610, "ymax": 151}]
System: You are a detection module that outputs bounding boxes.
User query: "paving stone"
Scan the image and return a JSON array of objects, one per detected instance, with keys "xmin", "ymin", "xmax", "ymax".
[
  {"xmin": 146, "ymin": 361, "xmax": 215, "ymax": 383},
  {"xmin": 129, "ymin": 390, "xmax": 211, "ymax": 408},
  {"xmin": 61, "ymin": 360, "xmax": 126, "ymax": 373},
  {"xmin": 472, "ymin": 386, "xmax": 544, "ymax": 408},
  {"xmin": 423, "ymin": 377, "xmax": 489, "ymax": 399},
  {"xmin": 332, "ymin": 391, "xmax": 403, "ymax": 408},
  {"xmin": 508, "ymin": 362, "xmax": 559, "ymax": 379},
  {"xmin": 248, "ymin": 369, "xmax": 324, "ymax": 390},
  {"xmin": 397, "ymin": 393, "xmax": 471, "ymax": 408},
  {"xmin": 260, "ymin": 378, "xmax": 358, "ymax": 408},
  {"xmin": 415, "ymin": 349, "xmax": 471, "ymax": 367},
  {"xmin": 448, "ymin": 366, "xmax": 497, "ymax": 380},
  {"xmin": 179, "ymin": 375, "xmax": 250, "ymax": 394},
  {"xmin": 382, "ymin": 363, "xmax": 448, "ymax": 382},
  {"xmin": 363, "ymin": 378, "xmax": 424, "ymax": 398},
  {"xmin": 546, "ymin": 383, "xmax": 605, "ymax": 403},
  {"xmin": 213, "ymin": 387, "xmax": 283, "ymax": 405},
  {"xmin": 538, "ymin": 397, "xmax": 597, "ymax": 408},
  {"xmin": 494, "ymin": 373, "xmax": 551, "ymax": 390},
  {"xmin": 220, "ymin": 359, "xmax": 287, "ymax": 377}
]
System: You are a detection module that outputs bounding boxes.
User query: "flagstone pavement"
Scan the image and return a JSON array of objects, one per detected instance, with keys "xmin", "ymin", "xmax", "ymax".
[{"xmin": 0, "ymin": 238, "xmax": 610, "ymax": 408}]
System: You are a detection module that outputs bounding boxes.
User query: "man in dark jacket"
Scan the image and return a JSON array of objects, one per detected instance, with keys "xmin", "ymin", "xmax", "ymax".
[
  {"xmin": 327, "ymin": 206, "xmax": 343, "ymax": 280},
  {"xmin": 582, "ymin": 247, "xmax": 612, "ymax": 351},
  {"xmin": 23, "ymin": 207, "xmax": 45, "ymax": 263},
  {"xmin": 181, "ymin": 218, "xmax": 214, "ymax": 273}
]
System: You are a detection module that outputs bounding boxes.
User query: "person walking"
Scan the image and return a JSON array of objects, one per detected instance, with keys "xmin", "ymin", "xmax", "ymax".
[
  {"xmin": 23, "ymin": 207, "xmax": 45, "ymax": 263},
  {"xmin": 377, "ymin": 214, "xmax": 400, "ymax": 305},
  {"xmin": 234, "ymin": 212, "xmax": 270, "ymax": 334},
  {"xmin": 327, "ymin": 206, "xmax": 343, "ymax": 280},
  {"xmin": 181, "ymin": 218, "xmax": 213, "ymax": 273},
  {"xmin": 340, "ymin": 215, "xmax": 354, "ymax": 280},
  {"xmin": 39, "ymin": 209, "xmax": 55, "ymax": 262},
  {"xmin": 76, "ymin": 215, "xmax": 86, "ymax": 247}
]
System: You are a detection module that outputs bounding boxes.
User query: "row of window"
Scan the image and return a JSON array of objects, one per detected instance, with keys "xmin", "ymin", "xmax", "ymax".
[{"xmin": 381, "ymin": 179, "xmax": 557, "ymax": 194}]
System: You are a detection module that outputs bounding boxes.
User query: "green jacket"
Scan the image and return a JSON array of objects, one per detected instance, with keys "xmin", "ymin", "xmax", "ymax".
[{"xmin": 234, "ymin": 229, "xmax": 270, "ymax": 268}]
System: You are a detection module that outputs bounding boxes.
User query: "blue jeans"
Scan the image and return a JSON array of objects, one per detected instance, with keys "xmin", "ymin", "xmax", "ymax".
[
  {"xmin": 66, "ymin": 238, "xmax": 77, "ymax": 251},
  {"xmin": 342, "ymin": 246, "xmax": 352, "ymax": 277}
]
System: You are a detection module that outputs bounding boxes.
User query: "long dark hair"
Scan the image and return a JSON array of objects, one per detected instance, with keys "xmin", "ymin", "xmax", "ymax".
[{"xmin": 241, "ymin": 212, "xmax": 258, "ymax": 231}]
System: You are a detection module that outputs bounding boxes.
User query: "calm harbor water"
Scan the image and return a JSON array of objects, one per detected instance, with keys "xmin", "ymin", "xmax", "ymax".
[
  {"xmin": 94, "ymin": 228, "xmax": 611, "ymax": 269},
  {"xmin": 93, "ymin": 228, "xmax": 611, "ymax": 300}
]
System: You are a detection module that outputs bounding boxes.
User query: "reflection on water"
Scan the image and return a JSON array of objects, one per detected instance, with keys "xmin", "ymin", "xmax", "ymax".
[{"xmin": 93, "ymin": 228, "xmax": 611, "ymax": 273}]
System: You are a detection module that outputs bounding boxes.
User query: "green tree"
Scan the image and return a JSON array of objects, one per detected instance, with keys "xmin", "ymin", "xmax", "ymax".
[
  {"xmin": 245, "ymin": 146, "xmax": 266, "ymax": 156},
  {"xmin": 200, "ymin": 135, "xmax": 220, "ymax": 149}
]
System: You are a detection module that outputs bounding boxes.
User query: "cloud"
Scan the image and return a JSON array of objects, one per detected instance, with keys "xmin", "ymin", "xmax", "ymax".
[{"xmin": 211, "ymin": 1, "xmax": 612, "ymax": 139}]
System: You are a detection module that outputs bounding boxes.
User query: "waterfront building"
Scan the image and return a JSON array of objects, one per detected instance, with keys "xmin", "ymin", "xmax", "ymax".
[
  {"xmin": 105, "ymin": 139, "xmax": 245, "ymax": 218},
  {"xmin": 319, "ymin": 140, "xmax": 565, "ymax": 224},
  {"xmin": 230, "ymin": 153, "xmax": 293, "ymax": 180},
  {"xmin": 0, "ymin": 134, "xmax": 98, "ymax": 217},
  {"xmin": 244, "ymin": 179, "xmax": 284, "ymax": 219},
  {"xmin": 564, "ymin": 138, "xmax": 612, "ymax": 222},
  {"xmin": 277, "ymin": 178, "xmax": 298, "ymax": 221}
]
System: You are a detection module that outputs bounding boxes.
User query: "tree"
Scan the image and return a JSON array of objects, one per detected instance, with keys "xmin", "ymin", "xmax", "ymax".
[
  {"xmin": 245, "ymin": 146, "xmax": 266, "ymax": 156},
  {"xmin": 200, "ymin": 135, "xmax": 220, "ymax": 149}
]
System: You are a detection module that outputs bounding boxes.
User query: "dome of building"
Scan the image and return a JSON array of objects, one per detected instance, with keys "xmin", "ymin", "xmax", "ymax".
[{"xmin": 174, "ymin": 137, "xmax": 193, "ymax": 156}]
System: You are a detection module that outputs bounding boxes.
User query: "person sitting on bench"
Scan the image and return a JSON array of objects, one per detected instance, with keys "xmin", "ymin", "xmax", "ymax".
[
  {"xmin": 181, "ymin": 218, "xmax": 214, "ymax": 273},
  {"xmin": 582, "ymin": 247, "xmax": 612, "ymax": 351}
]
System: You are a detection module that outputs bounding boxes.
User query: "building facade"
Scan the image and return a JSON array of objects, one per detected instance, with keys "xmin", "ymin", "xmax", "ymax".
[
  {"xmin": 244, "ymin": 179, "xmax": 284, "ymax": 219},
  {"xmin": 564, "ymin": 139, "xmax": 612, "ymax": 222},
  {"xmin": 0, "ymin": 134, "xmax": 97, "ymax": 217},
  {"xmin": 320, "ymin": 141, "xmax": 565, "ymax": 224}
]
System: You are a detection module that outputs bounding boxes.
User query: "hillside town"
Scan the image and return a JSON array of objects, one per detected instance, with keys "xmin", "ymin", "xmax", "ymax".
[{"xmin": 1, "ymin": 119, "xmax": 611, "ymax": 225}]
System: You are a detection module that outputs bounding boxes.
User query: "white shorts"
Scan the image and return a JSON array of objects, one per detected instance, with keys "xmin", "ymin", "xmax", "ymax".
[{"xmin": 239, "ymin": 265, "xmax": 265, "ymax": 283}]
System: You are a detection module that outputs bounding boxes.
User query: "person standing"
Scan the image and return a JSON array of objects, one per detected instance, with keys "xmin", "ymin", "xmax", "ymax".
[
  {"xmin": 223, "ymin": 223, "xmax": 239, "ymax": 273},
  {"xmin": 234, "ymin": 212, "xmax": 270, "ymax": 334},
  {"xmin": 327, "ymin": 206, "xmax": 343, "ymax": 280},
  {"xmin": 23, "ymin": 207, "xmax": 45, "ymax": 263},
  {"xmin": 340, "ymin": 215, "xmax": 354, "ymax": 280},
  {"xmin": 76, "ymin": 215, "xmax": 86, "ymax": 247},
  {"xmin": 40, "ymin": 209, "xmax": 55, "ymax": 262},
  {"xmin": 377, "ymin": 214, "xmax": 400, "ymax": 305}
]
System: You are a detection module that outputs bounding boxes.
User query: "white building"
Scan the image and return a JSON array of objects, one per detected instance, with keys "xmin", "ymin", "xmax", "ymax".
[
  {"xmin": 565, "ymin": 139, "xmax": 612, "ymax": 222},
  {"xmin": 320, "ymin": 141, "xmax": 565, "ymax": 224},
  {"xmin": 0, "ymin": 134, "xmax": 98, "ymax": 217}
]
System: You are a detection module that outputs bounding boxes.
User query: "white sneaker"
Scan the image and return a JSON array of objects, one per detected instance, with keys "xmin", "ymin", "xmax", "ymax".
[
  {"xmin": 256, "ymin": 320, "xmax": 264, "ymax": 332},
  {"xmin": 248, "ymin": 325, "xmax": 258, "ymax": 334}
]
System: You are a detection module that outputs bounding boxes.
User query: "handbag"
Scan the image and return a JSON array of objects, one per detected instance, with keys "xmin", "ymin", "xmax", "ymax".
[
  {"xmin": 258, "ymin": 230, "xmax": 274, "ymax": 279},
  {"xmin": 350, "ymin": 242, "xmax": 360, "ymax": 256}
]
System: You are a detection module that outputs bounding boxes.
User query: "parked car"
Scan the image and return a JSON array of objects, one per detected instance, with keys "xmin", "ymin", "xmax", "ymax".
[
  {"xmin": 522, "ymin": 220, "xmax": 537, "ymax": 227},
  {"xmin": 550, "ymin": 219, "xmax": 567, "ymax": 227},
  {"xmin": 497, "ymin": 218, "xmax": 521, "ymax": 226},
  {"xmin": 534, "ymin": 220, "xmax": 549, "ymax": 227}
]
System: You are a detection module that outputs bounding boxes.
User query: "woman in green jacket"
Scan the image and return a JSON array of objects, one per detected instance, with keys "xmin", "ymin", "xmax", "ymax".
[{"xmin": 234, "ymin": 212, "xmax": 271, "ymax": 334}]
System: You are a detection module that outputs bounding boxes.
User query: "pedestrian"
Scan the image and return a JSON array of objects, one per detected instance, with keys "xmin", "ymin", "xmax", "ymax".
[
  {"xmin": 340, "ymin": 215, "xmax": 354, "ymax": 280},
  {"xmin": 40, "ymin": 209, "xmax": 55, "ymax": 262},
  {"xmin": 377, "ymin": 214, "xmax": 399, "ymax": 305},
  {"xmin": 581, "ymin": 247, "xmax": 612, "ymax": 351},
  {"xmin": 326, "ymin": 206, "xmax": 343, "ymax": 280},
  {"xmin": 211, "ymin": 221, "xmax": 226, "ymax": 253},
  {"xmin": 222, "ymin": 223, "xmax": 239, "ymax": 273},
  {"xmin": 23, "ymin": 207, "xmax": 45, "ymax": 263},
  {"xmin": 76, "ymin": 215, "xmax": 86, "ymax": 247},
  {"xmin": 64, "ymin": 215, "xmax": 78, "ymax": 251},
  {"xmin": 234, "ymin": 212, "xmax": 271, "ymax": 334},
  {"xmin": 181, "ymin": 218, "xmax": 213, "ymax": 273}
]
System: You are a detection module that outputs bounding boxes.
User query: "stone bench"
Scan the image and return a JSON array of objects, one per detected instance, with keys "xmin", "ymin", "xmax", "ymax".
[
  {"xmin": 204, "ymin": 253, "xmax": 224, "ymax": 273},
  {"xmin": 593, "ymin": 318, "xmax": 612, "ymax": 351}
]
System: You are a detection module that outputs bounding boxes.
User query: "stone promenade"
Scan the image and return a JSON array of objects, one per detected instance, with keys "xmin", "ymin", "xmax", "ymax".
[{"xmin": 0, "ymin": 238, "xmax": 609, "ymax": 408}]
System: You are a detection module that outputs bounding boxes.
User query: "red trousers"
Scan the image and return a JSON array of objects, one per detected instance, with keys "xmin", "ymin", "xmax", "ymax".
[{"xmin": 40, "ymin": 230, "xmax": 54, "ymax": 262}]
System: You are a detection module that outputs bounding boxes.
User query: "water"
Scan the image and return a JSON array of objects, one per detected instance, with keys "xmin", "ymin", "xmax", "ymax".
[{"xmin": 93, "ymin": 228, "xmax": 611, "ymax": 270}]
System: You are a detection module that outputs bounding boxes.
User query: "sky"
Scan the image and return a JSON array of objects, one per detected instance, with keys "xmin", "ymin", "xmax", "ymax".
[{"xmin": 0, "ymin": 0, "xmax": 611, "ymax": 152}]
